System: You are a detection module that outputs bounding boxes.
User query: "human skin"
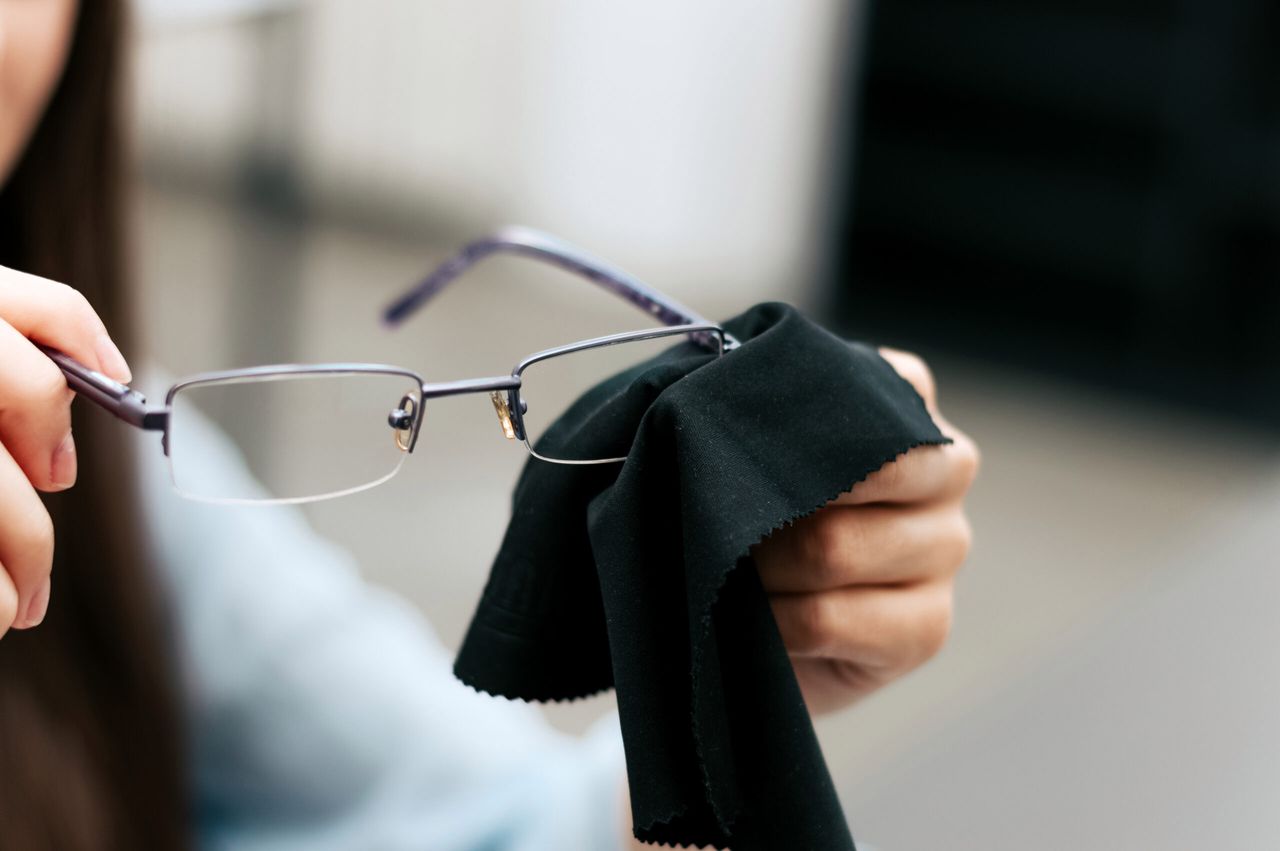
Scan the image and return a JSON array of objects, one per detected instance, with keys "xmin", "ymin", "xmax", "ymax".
[
  {"xmin": 0, "ymin": 3, "xmax": 979, "ymax": 700},
  {"xmin": 0, "ymin": 266, "xmax": 133, "ymax": 633},
  {"xmin": 757, "ymin": 348, "xmax": 979, "ymax": 716},
  {"xmin": 0, "ymin": 0, "xmax": 78, "ymax": 185},
  {"xmin": 0, "ymin": 0, "xmax": 118, "ymax": 634},
  {"xmin": 0, "ymin": 0, "xmax": 979, "ymax": 680},
  {"xmin": 2, "ymin": 1, "xmax": 978, "ymax": 842},
  {"xmin": 622, "ymin": 353, "xmax": 977, "ymax": 846}
]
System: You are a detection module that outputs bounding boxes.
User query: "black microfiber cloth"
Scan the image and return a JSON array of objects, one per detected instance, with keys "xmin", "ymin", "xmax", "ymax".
[{"xmin": 455, "ymin": 302, "xmax": 950, "ymax": 849}]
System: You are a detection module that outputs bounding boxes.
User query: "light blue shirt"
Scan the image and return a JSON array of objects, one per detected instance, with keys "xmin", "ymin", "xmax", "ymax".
[{"xmin": 133, "ymin": 396, "xmax": 628, "ymax": 850}]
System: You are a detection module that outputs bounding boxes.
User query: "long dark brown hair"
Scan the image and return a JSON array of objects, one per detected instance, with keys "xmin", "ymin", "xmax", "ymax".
[{"xmin": 0, "ymin": 3, "xmax": 188, "ymax": 848}]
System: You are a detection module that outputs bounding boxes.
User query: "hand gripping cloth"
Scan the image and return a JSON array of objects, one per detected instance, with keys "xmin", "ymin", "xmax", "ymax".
[{"xmin": 455, "ymin": 302, "xmax": 950, "ymax": 849}]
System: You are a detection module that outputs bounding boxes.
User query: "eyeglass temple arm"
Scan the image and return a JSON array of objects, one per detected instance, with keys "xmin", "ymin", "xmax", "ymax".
[
  {"xmin": 40, "ymin": 347, "xmax": 168, "ymax": 431},
  {"xmin": 382, "ymin": 225, "xmax": 739, "ymax": 351}
]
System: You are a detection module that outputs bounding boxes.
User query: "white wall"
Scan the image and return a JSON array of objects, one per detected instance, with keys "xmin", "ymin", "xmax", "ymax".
[{"xmin": 134, "ymin": 0, "xmax": 853, "ymax": 304}]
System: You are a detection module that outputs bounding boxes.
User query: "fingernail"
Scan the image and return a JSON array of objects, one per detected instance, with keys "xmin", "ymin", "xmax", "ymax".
[
  {"xmin": 21, "ymin": 577, "xmax": 51, "ymax": 629},
  {"xmin": 95, "ymin": 334, "xmax": 132, "ymax": 383},
  {"xmin": 51, "ymin": 431, "xmax": 77, "ymax": 489}
]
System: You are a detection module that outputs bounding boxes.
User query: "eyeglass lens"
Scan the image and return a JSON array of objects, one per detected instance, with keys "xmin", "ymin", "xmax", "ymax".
[
  {"xmin": 166, "ymin": 372, "xmax": 420, "ymax": 504},
  {"xmin": 163, "ymin": 329, "xmax": 717, "ymax": 502}
]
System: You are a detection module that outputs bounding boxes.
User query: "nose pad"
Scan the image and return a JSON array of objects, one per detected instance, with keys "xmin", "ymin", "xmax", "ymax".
[
  {"xmin": 510, "ymin": 391, "xmax": 527, "ymax": 441},
  {"xmin": 489, "ymin": 391, "xmax": 516, "ymax": 440},
  {"xmin": 388, "ymin": 394, "xmax": 419, "ymax": 451}
]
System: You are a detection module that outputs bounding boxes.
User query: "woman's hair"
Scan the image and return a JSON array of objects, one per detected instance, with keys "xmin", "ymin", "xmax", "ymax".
[{"xmin": 0, "ymin": 3, "xmax": 188, "ymax": 848}]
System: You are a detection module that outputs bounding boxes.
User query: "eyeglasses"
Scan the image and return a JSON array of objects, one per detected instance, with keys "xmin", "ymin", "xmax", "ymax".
[{"xmin": 45, "ymin": 226, "xmax": 739, "ymax": 505}]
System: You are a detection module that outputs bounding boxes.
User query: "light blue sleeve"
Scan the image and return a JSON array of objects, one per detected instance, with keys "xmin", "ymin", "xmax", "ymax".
[{"xmin": 133, "ymin": 388, "xmax": 628, "ymax": 851}]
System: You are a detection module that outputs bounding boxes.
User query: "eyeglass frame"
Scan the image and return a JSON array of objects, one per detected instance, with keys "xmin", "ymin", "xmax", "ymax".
[{"xmin": 42, "ymin": 226, "xmax": 738, "ymax": 498}]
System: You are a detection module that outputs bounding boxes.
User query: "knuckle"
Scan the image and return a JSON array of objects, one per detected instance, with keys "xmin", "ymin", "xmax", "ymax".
[
  {"xmin": 37, "ymin": 359, "xmax": 71, "ymax": 403},
  {"xmin": 868, "ymin": 454, "xmax": 907, "ymax": 495},
  {"xmin": 892, "ymin": 350, "xmax": 936, "ymax": 404},
  {"xmin": 915, "ymin": 587, "xmax": 954, "ymax": 663},
  {"xmin": 805, "ymin": 512, "xmax": 872, "ymax": 588},
  {"xmin": 951, "ymin": 434, "xmax": 981, "ymax": 491},
  {"xmin": 0, "ymin": 584, "xmax": 16, "ymax": 634},
  {"xmin": 966, "ymin": 434, "xmax": 982, "ymax": 473},
  {"xmin": 938, "ymin": 510, "xmax": 973, "ymax": 573},
  {"xmin": 880, "ymin": 586, "xmax": 954, "ymax": 674},
  {"xmin": 53, "ymin": 284, "xmax": 102, "ymax": 334},
  {"xmin": 55, "ymin": 282, "xmax": 92, "ymax": 314},
  {"xmin": 12, "ymin": 358, "xmax": 72, "ymax": 412},
  {"xmin": 804, "ymin": 513, "xmax": 847, "ymax": 574},
  {"xmin": 794, "ymin": 595, "xmax": 838, "ymax": 655},
  {"xmin": 33, "ymin": 360, "xmax": 73, "ymax": 409},
  {"xmin": 953, "ymin": 512, "xmax": 974, "ymax": 563},
  {"xmin": 12, "ymin": 504, "xmax": 55, "ymax": 571}
]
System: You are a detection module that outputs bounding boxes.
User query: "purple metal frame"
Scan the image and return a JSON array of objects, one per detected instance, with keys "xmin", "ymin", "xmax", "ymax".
[
  {"xmin": 384, "ymin": 226, "xmax": 740, "ymax": 353},
  {"xmin": 41, "ymin": 226, "xmax": 734, "ymax": 499},
  {"xmin": 42, "ymin": 347, "xmax": 168, "ymax": 430}
]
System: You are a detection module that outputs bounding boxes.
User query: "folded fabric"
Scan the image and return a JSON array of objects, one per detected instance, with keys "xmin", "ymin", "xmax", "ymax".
[{"xmin": 454, "ymin": 302, "xmax": 950, "ymax": 850}]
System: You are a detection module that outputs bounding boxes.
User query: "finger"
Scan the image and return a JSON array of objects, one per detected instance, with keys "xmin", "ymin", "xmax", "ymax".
[
  {"xmin": 754, "ymin": 502, "xmax": 972, "ymax": 593},
  {"xmin": 929, "ymin": 405, "xmax": 979, "ymax": 448},
  {"xmin": 879, "ymin": 347, "xmax": 936, "ymax": 410},
  {"xmin": 829, "ymin": 427, "xmax": 979, "ymax": 506},
  {"xmin": 0, "ymin": 442, "xmax": 56, "ymax": 630},
  {"xmin": 0, "ymin": 265, "xmax": 131, "ymax": 381},
  {"xmin": 0, "ymin": 559, "xmax": 17, "ymax": 640},
  {"xmin": 0, "ymin": 319, "xmax": 77, "ymax": 492},
  {"xmin": 770, "ymin": 579, "xmax": 954, "ymax": 675}
]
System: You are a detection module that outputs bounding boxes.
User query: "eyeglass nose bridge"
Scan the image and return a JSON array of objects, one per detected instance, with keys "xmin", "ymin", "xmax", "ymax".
[{"xmin": 415, "ymin": 374, "xmax": 526, "ymax": 447}]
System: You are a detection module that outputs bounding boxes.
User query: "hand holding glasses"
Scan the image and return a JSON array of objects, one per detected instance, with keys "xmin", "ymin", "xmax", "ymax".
[{"xmin": 44, "ymin": 227, "xmax": 738, "ymax": 504}]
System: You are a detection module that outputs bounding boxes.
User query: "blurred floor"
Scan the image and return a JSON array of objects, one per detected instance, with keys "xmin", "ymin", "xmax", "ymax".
[
  {"xmin": 829, "ymin": 363, "xmax": 1280, "ymax": 849},
  {"xmin": 134, "ymin": 182, "xmax": 1280, "ymax": 850}
]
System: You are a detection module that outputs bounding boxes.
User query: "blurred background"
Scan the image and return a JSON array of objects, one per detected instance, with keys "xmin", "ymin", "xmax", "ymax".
[{"xmin": 128, "ymin": 1, "xmax": 1279, "ymax": 848}]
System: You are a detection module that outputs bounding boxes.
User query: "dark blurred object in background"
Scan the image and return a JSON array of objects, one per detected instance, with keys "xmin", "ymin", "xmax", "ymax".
[{"xmin": 829, "ymin": 0, "xmax": 1280, "ymax": 428}]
